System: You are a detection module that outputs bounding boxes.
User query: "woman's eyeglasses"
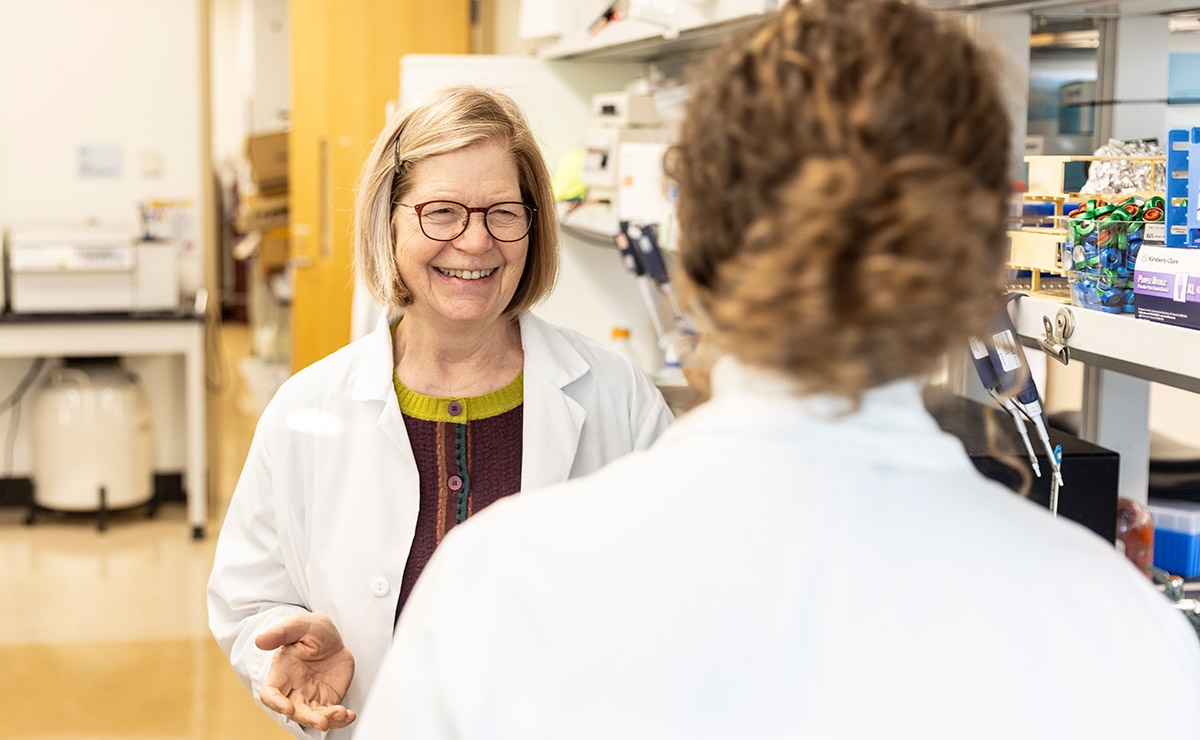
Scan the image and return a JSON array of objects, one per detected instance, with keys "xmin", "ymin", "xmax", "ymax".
[{"xmin": 397, "ymin": 200, "xmax": 536, "ymax": 242}]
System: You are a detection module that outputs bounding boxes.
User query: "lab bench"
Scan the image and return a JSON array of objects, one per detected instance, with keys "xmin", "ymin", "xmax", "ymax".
[{"xmin": 0, "ymin": 310, "xmax": 208, "ymax": 539}]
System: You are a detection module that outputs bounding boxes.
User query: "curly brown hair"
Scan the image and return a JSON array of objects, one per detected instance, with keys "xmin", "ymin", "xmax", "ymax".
[{"xmin": 671, "ymin": 0, "xmax": 1012, "ymax": 401}]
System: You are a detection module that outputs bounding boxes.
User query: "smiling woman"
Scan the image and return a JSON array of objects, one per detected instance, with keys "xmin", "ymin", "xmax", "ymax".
[
  {"xmin": 206, "ymin": 84, "xmax": 675, "ymax": 740},
  {"xmin": 390, "ymin": 140, "xmax": 531, "ymax": 379}
]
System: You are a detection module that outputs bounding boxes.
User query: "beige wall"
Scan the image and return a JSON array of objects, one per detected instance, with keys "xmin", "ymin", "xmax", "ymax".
[{"xmin": 0, "ymin": 0, "xmax": 210, "ymax": 476}]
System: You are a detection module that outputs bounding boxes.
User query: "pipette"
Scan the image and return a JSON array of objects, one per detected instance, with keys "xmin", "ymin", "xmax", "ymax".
[
  {"xmin": 984, "ymin": 297, "xmax": 1065, "ymax": 504},
  {"xmin": 968, "ymin": 335, "xmax": 1042, "ymax": 478},
  {"xmin": 1049, "ymin": 445, "xmax": 1063, "ymax": 516}
]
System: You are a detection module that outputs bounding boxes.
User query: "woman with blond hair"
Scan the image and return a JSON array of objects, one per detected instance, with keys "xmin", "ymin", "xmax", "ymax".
[
  {"xmin": 355, "ymin": 1, "xmax": 1200, "ymax": 737},
  {"xmin": 207, "ymin": 85, "xmax": 673, "ymax": 738}
]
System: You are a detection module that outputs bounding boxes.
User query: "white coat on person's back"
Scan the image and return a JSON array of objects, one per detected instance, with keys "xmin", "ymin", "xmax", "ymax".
[
  {"xmin": 207, "ymin": 311, "xmax": 674, "ymax": 739},
  {"xmin": 355, "ymin": 355, "xmax": 1200, "ymax": 740}
]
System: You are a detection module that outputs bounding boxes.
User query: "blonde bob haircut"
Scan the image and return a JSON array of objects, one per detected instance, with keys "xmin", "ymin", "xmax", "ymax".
[{"xmin": 354, "ymin": 84, "xmax": 559, "ymax": 314}]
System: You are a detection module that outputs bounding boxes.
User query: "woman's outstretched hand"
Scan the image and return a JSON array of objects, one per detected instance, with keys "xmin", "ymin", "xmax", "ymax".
[{"xmin": 255, "ymin": 612, "xmax": 358, "ymax": 731}]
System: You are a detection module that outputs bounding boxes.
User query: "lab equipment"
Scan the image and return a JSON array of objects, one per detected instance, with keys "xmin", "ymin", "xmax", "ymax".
[
  {"xmin": 591, "ymin": 91, "xmax": 662, "ymax": 128},
  {"xmin": 5, "ymin": 225, "xmax": 180, "ymax": 313},
  {"xmin": 615, "ymin": 220, "xmax": 691, "ymax": 347},
  {"xmin": 618, "ymin": 141, "xmax": 672, "ymax": 227},
  {"xmin": 969, "ymin": 296, "xmax": 1064, "ymax": 512},
  {"xmin": 621, "ymin": 222, "xmax": 669, "ymax": 284},
  {"xmin": 1065, "ymin": 197, "xmax": 1163, "ymax": 314},
  {"xmin": 30, "ymin": 358, "xmax": 155, "ymax": 531},
  {"xmin": 967, "ymin": 334, "xmax": 1042, "ymax": 478},
  {"xmin": 1165, "ymin": 127, "xmax": 1199, "ymax": 247},
  {"xmin": 1147, "ymin": 498, "xmax": 1200, "ymax": 578},
  {"xmin": 581, "ymin": 90, "xmax": 666, "ymax": 210},
  {"xmin": 925, "ymin": 388, "xmax": 1117, "ymax": 542},
  {"xmin": 1146, "ymin": 565, "xmax": 1200, "ymax": 639}
]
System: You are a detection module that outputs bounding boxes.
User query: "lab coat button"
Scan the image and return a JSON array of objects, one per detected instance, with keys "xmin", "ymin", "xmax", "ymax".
[
  {"xmin": 447, "ymin": 401, "xmax": 463, "ymax": 416},
  {"xmin": 447, "ymin": 475, "xmax": 463, "ymax": 491},
  {"xmin": 370, "ymin": 577, "xmax": 390, "ymax": 598}
]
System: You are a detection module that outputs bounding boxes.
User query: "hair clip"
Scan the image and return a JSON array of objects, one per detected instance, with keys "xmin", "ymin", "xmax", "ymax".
[{"xmin": 393, "ymin": 137, "xmax": 407, "ymax": 175}]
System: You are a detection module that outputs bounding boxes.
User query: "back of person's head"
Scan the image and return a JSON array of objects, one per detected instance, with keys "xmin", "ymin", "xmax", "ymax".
[
  {"xmin": 672, "ymin": 0, "xmax": 1011, "ymax": 401},
  {"xmin": 355, "ymin": 84, "xmax": 559, "ymax": 314}
]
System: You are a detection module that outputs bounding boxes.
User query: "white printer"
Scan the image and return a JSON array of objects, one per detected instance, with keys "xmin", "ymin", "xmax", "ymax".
[{"xmin": 3, "ymin": 225, "xmax": 180, "ymax": 313}]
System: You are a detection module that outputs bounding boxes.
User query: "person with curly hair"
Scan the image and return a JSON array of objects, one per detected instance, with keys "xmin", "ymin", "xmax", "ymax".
[{"xmin": 353, "ymin": 1, "xmax": 1200, "ymax": 736}]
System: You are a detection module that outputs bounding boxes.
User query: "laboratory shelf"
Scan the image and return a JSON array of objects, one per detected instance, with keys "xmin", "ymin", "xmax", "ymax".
[
  {"xmin": 1009, "ymin": 293, "xmax": 1200, "ymax": 393},
  {"xmin": 1008, "ymin": 292, "xmax": 1200, "ymax": 504},
  {"xmin": 540, "ymin": 13, "xmax": 765, "ymax": 62}
]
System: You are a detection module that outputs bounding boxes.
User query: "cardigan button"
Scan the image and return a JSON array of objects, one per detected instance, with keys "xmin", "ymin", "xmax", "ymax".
[
  {"xmin": 447, "ymin": 475, "xmax": 463, "ymax": 492},
  {"xmin": 447, "ymin": 401, "xmax": 463, "ymax": 416}
]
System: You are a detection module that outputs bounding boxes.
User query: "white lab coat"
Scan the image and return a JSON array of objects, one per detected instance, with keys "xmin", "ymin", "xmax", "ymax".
[
  {"xmin": 357, "ymin": 356, "xmax": 1200, "ymax": 740},
  {"xmin": 207, "ymin": 312, "xmax": 674, "ymax": 740}
]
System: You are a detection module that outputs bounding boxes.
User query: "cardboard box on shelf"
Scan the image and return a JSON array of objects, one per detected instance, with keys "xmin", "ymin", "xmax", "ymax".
[
  {"xmin": 237, "ymin": 191, "xmax": 288, "ymax": 233},
  {"xmin": 257, "ymin": 226, "xmax": 289, "ymax": 276},
  {"xmin": 245, "ymin": 132, "xmax": 289, "ymax": 193}
]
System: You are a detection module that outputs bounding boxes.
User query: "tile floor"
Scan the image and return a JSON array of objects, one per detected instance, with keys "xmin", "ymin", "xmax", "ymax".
[{"xmin": 1, "ymin": 321, "xmax": 291, "ymax": 739}]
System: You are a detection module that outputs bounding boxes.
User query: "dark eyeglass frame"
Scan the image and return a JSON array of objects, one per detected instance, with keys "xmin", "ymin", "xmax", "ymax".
[{"xmin": 396, "ymin": 200, "xmax": 537, "ymax": 243}]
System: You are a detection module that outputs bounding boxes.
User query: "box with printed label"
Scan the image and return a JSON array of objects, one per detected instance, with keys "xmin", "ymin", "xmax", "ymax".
[{"xmin": 1132, "ymin": 245, "xmax": 1200, "ymax": 330}]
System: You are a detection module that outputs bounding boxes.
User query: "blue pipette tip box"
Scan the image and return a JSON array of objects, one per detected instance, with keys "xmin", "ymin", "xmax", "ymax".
[{"xmin": 1148, "ymin": 499, "xmax": 1200, "ymax": 578}]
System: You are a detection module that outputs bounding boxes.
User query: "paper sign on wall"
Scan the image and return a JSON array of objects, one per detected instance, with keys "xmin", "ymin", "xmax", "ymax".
[{"xmin": 78, "ymin": 146, "xmax": 122, "ymax": 178}]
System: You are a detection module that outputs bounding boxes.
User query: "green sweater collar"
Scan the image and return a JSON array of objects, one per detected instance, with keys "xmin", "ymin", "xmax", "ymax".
[{"xmin": 394, "ymin": 372, "xmax": 524, "ymax": 422}]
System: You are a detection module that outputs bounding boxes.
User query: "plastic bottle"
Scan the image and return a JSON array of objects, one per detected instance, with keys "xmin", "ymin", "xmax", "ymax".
[
  {"xmin": 654, "ymin": 342, "xmax": 688, "ymax": 387},
  {"xmin": 1116, "ymin": 498, "xmax": 1155, "ymax": 578},
  {"xmin": 610, "ymin": 327, "xmax": 639, "ymax": 368}
]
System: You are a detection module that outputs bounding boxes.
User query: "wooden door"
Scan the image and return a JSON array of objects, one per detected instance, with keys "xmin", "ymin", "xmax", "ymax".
[{"xmin": 289, "ymin": 0, "xmax": 471, "ymax": 372}]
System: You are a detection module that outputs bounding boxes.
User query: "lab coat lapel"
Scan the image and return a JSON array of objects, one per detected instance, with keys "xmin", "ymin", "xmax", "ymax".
[
  {"xmin": 353, "ymin": 313, "xmax": 419, "ymax": 471},
  {"xmin": 519, "ymin": 313, "xmax": 588, "ymax": 491}
]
